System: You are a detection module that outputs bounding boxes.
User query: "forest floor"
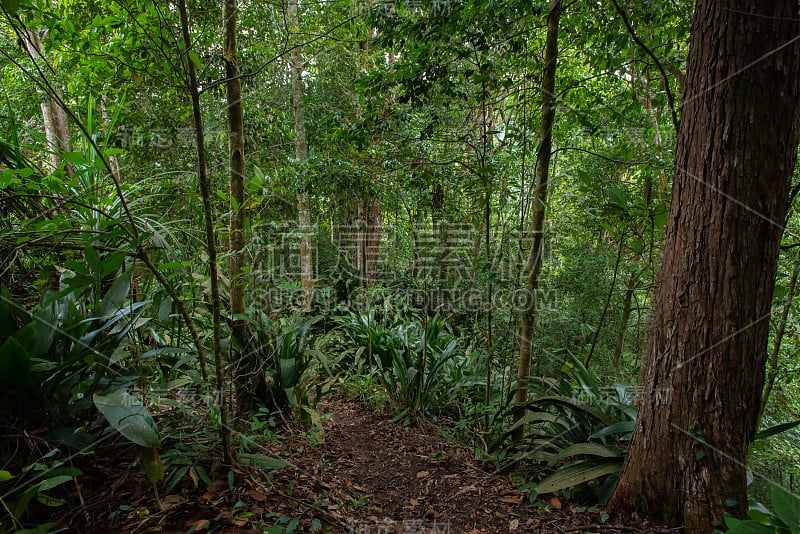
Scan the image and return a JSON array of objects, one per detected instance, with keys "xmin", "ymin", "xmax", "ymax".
[{"xmin": 59, "ymin": 393, "xmax": 672, "ymax": 533}]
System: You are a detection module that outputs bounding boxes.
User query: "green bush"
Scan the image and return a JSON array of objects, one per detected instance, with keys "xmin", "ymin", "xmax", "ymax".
[{"xmin": 492, "ymin": 351, "xmax": 635, "ymax": 503}]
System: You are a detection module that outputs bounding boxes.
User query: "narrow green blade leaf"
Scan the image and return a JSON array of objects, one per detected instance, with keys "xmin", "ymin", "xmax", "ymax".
[
  {"xmin": 536, "ymin": 461, "xmax": 622, "ymax": 494},
  {"xmin": 755, "ymin": 419, "xmax": 800, "ymax": 440},
  {"xmin": 551, "ymin": 443, "xmax": 622, "ymax": 462}
]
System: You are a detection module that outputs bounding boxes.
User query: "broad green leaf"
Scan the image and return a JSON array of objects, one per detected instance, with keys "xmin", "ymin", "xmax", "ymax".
[
  {"xmin": 0, "ymin": 0, "xmax": 20, "ymax": 15},
  {"xmin": 158, "ymin": 298, "xmax": 172, "ymax": 323},
  {"xmin": 93, "ymin": 389, "xmax": 160, "ymax": 448},
  {"xmin": 102, "ymin": 251, "xmax": 127, "ymax": 276},
  {"xmin": 279, "ymin": 357, "xmax": 299, "ymax": 387},
  {"xmin": 652, "ymin": 205, "xmax": 668, "ymax": 229},
  {"xmin": 35, "ymin": 493, "xmax": 66, "ymax": 507},
  {"xmin": 99, "ymin": 271, "xmax": 132, "ymax": 317},
  {"xmin": 188, "ymin": 50, "xmax": 203, "ymax": 70},
  {"xmin": 724, "ymin": 517, "xmax": 778, "ymax": 534},
  {"xmin": 514, "ymin": 411, "xmax": 561, "ymax": 427},
  {"xmin": 84, "ymin": 245, "xmax": 102, "ymax": 274},
  {"xmin": 607, "ymin": 187, "xmax": 628, "ymax": 208},
  {"xmin": 0, "ymin": 470, "xmax": 14, "ymax": 482},
  {"xmin": 772, "ymin": 485, "xmax": 800, "ymax": 534},
  {"xmin": 536, "ymin": 461, "xmax": 622, "ymax": 494},
  {"xmin": 36, "ymin": 475, "xmax": 73, "ymax": 492},
  {"xmin": 61, "ymin": 152, "xmax": 87, "ymax": 165},
  {"xmin": 13, "ymin": 307, "xmax": 57, "ymax": 359}
]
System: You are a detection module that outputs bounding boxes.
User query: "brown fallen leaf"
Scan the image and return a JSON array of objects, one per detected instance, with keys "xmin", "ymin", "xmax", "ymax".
[
  {"xmin": 548, "ymin": 495, "xmax": 562, "ymax": 509},
  {"xmin": 202, "ymin": 490, "xmax": 216, "ymax": 500},
  {"xmin": 509, "ymin": 518, "xmax": 520, "ymax": 531},
  {"xmin": 249, "ymin": 490, "xmax": 267, "ymax": 502},
  {"xmin": 498, "ymin": 496, "xmax": 522, "ymax": 505},
  {"xmin": 416, "ymin": 471, "xmax": 430, "ymax": 479},
  {"xmin": 409, "ymin": 498, "xmax": 420, "ymax": 507},
  {"xmin": 161, "ymin": 495, "xmax": 185, "ymax": 511},
  {"xmin": 233, "ymin": 519, "xmax": 249, "ymax": 527},
  {"xmin": 188, "ymin": 467, "xmax": 198, "ymax": 487},
  {"xmin": 187, "ymin": 518, "xmax": 210, "ymax": 530}
]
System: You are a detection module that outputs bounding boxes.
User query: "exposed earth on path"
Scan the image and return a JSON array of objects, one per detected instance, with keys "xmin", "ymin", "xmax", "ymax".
[{"xmin": 54, "ymin": 393, "xmax": 669, "ymax": 533}]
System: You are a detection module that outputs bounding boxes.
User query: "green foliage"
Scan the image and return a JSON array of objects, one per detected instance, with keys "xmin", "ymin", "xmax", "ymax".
[
  {"xmin": 0, "ymin": 271, "xmax": 156, "ymax": 429},
  {"xmin": 337, "ymin": 309, "xmax": 404, "ymax": 370},
  {"xmin": 756, "ymin": 420, "xmax": 800, "ymax": 441},
  {"xmin": 93, "ymin": 388, "xmax": 160, "ymax": 448},
  {"xmin": 160, "ymin": 445, "xmax": 215, "ymax": 493},
  {"xmin": 0, "ymin": 449, "xmax": 81, "ymax": 532},
  {"xmin": 492, "ymin": 351, "xmax": 635, "ymax": 503},
  {"xmin": 238, "ymin": 312, "xmax": 329, "ymax": 434},
  {"xmin": 338, "ymin": 311, "xmax": 478, "ymax": 418},
  {"xmin": 726, "ymin": 486, "xmax": 800, "ymax": 534}
]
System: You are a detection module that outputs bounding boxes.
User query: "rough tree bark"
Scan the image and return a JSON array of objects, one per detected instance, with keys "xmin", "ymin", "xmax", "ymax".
[
  {"xmin": 354, "ymin": 197, "xmax": 382, "ymax": 286},
  {"xmin": 608, "ymin": 1, "xmax": 800, "ymax": 530},
  {"xmin": 288, "ymin": 0, "xmax": 313, "ymax": 310},
  {"xmin": 223, "ymin": 0, "xmax": 247, "ymax": 341},
  {"xmin": 511, "ymin": 0, "xmax": 561, "ymax": 443}
]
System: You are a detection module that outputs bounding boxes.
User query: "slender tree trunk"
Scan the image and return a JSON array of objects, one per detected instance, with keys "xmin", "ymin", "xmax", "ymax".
[
  {"xmin": 612, "ymin": 271, "xmax": 637, "ymax": 368},
  {"xmin": 511, "ymin": 0, "xmax": 561, "ymax": 443},
  {"xmin": 586, "ymin": 237, "xmax": 624, "ymax": 367},
  {"xmin": 23, "ymin": 29, "xmax": 72, "ymax": 177},
  {"xmin": 178, "ymin": 0, "xmax": 233, "ymax": 464},
  {"xmin": 354, "ymin": 28, "xmax": 383, "ymax": 288},
  {"xmin": 758, "ymin": 248, "xmax": 800, "ymax": 431},
  {"xmin": 364, "ymin": 196, "xmax": 382, "ymax": 285},
  {"xmin": 609, "ymin": 2, "xmax": 800, "ymax": 529},
  {"xmin": 288, "ymin": 0, "xmax": 313, "ymax": 310},
  {"xmin": 223, "ymin": 0, "xmax": 247, "ymax": 341},
  {"xmin": 100, "ymin": 95, "xmax": 121, "ymax": 182}
]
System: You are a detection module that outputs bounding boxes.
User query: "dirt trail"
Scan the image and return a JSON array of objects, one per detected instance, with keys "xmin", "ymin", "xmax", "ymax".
[
  {"xmin": 271, "ymin": 394, "xmax": 664, "ymax": 534},
  {"xmin": 308, "ymin": 394, "xmax": 538, "ymax": 533},
  {"xmin": 74, "ymin": 393, "xmax": 666, "ymax": 533}
]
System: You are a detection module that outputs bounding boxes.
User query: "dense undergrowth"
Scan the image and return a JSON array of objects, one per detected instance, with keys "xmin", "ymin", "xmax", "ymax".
[
  {"xmin": 3, "ymin": 270, "xmax": 799, "ymax": 533},
  {"xmin": 2, "ymin": 0, "xmax": 800, "ymax": 530}
]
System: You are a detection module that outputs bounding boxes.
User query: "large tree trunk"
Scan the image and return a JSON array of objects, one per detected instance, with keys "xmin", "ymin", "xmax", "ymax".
[
  {"xmin": 288, "ymin": 0, "xmax": 314, "ymax": 310},
  {"xmin": 609, "ymin": 1, "xmax": 800, "ymax": 530},
  {"xmin": 511, "ymin": 0, "xmax": 561, "ymax": 443},
  {"xmin": 223, "ymin": 0, "xmax": 247, "ymax": 341}
]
